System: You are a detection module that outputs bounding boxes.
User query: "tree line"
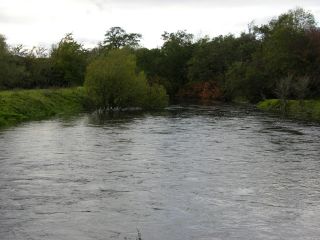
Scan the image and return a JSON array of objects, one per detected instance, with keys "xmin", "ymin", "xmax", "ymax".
[{"xmin": 1, "ymin": 7, "xmax": 320, "ymax": 104}]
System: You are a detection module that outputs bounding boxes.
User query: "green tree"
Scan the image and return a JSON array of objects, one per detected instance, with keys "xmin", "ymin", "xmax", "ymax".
[
  {"xmin": 84, "ymin": 49, "xmax": 168, "ymax": 110},
  {"xmin": 0, "ymin": 35, "xmax": 7, "ymax": 53},
  {"xmin": 0, "ymin": 34, "xmax": 28, "ymax": 89},
  {"xmin": 257, "ymin": 7, "xmax": 315, "ymax": 37},
  {"xmin": 144, "ymin": 83, "xmax": 169, "ymax": 110},
  {"xmin": 50, "ymin": 33, "xmax": 87, "ymax": 86},
  {"xmin": 188, "ymin": 32, "xmax": 260, "ymax": 101},
  {"xmin": 160, "ymin": 30, "xmax": 194, "ymax": 96},
  {"xmin": 135, "ymin": 48, "xmax": 164, "ymax": 78},
  {"xmin": 0, "ymin": 35, "xmax": 10, "ymax": 89},
  {"xmin": 23, "ymin": 55, "xmax": 51, "ymax": 88},
  {"xmin": 258, "ymin": 8, "xmax": 316, "ymax": 77},
  {"xmin": 103, "ymin": 27, "xmax": 142, "ymax": 50},
  {"xmin": 275, "ymin": 74, "xmax": 294, "ymax": 113},
  {"xmin": 305, "ymin": 28, "xmax": 320, "ymax": 97},
  {"xmin": 188, "ymin": 35, "xmax": 240, "ymax": 83},
  {"xmin": 224, "ymin": 8, "xmax": 318, "ymax": 102}
]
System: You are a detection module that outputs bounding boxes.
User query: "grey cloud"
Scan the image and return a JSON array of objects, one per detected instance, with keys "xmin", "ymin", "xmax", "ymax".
[{"xmin": 0, "ymin": 10, "xmax": 35, "ymax": 24}]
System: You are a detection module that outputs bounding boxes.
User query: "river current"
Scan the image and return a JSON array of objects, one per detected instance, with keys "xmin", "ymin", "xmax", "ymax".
[{"xmin": 0, "ymin": 104, "xmax": 320, "ymax": 240}]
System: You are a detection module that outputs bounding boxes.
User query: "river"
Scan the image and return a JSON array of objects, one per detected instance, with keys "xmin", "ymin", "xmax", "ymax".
[{"xmin": 0, "ymin": 104, "xmax": 320, "ymax": 240}]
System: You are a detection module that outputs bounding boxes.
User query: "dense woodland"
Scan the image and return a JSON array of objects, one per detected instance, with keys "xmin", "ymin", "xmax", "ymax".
[{"xmin": 1, "ymin": 8, "xmax": 320, "ymax": 104}]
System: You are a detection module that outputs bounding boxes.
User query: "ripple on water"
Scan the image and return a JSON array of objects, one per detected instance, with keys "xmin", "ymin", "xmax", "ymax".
[{"xmin": 1, "ymin": 104, "xmax": 320, "ymax": 240}]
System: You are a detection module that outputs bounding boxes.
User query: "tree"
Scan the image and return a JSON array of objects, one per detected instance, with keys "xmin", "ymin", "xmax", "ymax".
[
  {"xmin": 293, "ymin": 76, "xmax": 310, "ymax": 102},
  {"xmin": 161, "ymin": 30, "xmax": 193, "ymax": 47},
  {"xmin": 84, "ymin": 49, "xmax": 168, "ymax": 110},
  {"xmin": 103, "ymin": 27, "xmax": 142, "ymax": 50},
  {"xmin": 144, "ymin": 83, "xmax": 169, "ymax": 110},
  {"xmin": 223, "ymin": 8, "xmax": 318, "ymax": 102},
  {"xmin": 0, "ymin": 34, "xmax": 27, "ymax": 89},
  {"xmin": 275, "ymin": 74, "xmax": 293, "ymax": 113},
  {"xmin": 260, "ymin": 7, "xmax": 315, "ymax": 36},
  {"xmin": 188, "ymin": 35, "xmax": 240, "ymax": 83},
  {"xmin": 23, "ymin": 55, "xmax": 52, "ymax": 88},
  {"xmin": 160, "ymin": 30, "xmax": 195, "ymax": 96},
  {"xmin": 0, "ymin": 35, "xmax": 7, "ymax": 53},
  {"xmin": 0, "ymin": 35, "xmax": 10, "ymax": 88},
  {"xmin": 256, "ymin": 8, "xmax": 316, "ymax": 77},
  {"xmin": 10, "ymin": 44, "xmax": 29, "ymax": 57},
  {"xmin": 224, "ymin": 59, "xmax": 269, "ymax": 102},
  {"xmin": 303, "ymin": 28, "xmax": 320, "ymax": 98},
  {"xmin": 135, "ymin": 48, "xmax": 164, "ymax": 78},
  {"xmin": 50, "ymin": 33, "xmax": 87, "ymax": 86}
]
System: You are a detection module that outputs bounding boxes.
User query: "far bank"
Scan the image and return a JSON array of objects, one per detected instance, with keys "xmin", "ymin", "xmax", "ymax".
[
  {"xmin": 257, "ymin": 99, "xmax": 320, "ymax": 122},
  {"xmin": 0, "ymin": 87, "xmax": 87, "ymax": 127}
]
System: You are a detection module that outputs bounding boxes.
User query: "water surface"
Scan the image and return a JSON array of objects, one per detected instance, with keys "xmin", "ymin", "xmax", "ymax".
[{"xmin": 1, "ymin": 104, "xmax": 320, "ymax": 240}]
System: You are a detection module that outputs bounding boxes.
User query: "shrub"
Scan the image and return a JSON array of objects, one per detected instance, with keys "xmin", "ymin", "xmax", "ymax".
[
  {"xmin": 84, "ymin": 49, "xmax": 168, "ymax": 110},
  {"xmin": 144, "ymin": 84, "xmax": 169, "ymax": 110}
]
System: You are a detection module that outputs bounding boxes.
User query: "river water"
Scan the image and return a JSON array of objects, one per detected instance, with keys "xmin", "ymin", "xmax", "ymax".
[{"xmin": 0, "ymin": 104, "xmax": 320, "ymax": 240}]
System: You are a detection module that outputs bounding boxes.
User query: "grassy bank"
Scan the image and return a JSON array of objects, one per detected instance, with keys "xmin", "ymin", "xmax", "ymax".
[
  {"xmin": 257, "ymin": 99, "xmax": 320, "ymax": 122},
  {"xmin": 0, "ymin": 87, "xmax": 87, "ymax": 127}
]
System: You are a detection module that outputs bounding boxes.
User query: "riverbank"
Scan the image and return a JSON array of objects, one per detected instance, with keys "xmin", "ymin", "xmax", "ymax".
[
  {"xmin": 0, "ymin": 87, "xmax": 87, "ymax": 127},
  {"xmin": 257, "ymin": 99, "xmax": 320, "ymax": 122}
]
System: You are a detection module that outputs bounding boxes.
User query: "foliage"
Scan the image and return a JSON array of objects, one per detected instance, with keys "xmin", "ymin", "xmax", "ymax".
[
  {"xmin": 135, "ymin": 48, "xmax": 164, "ymax": 78},
  {"xmin": 144, "ymin": 84, "xmax": 169, "ymax": 110},
  {"xmin": 23, "ymin": 57, "xmax": 52, "ymax": 88},
  {"xmin": 0, "ymin": 87, "xmax": 86, "ymax": 127},
  {"xmin": 257, "ymin": 99, "xmax": 320, "ymax": 122},
  {"xmin": 257, "ymin": 7, "xmax": 316, "ymax": 37},
  {"xmin": 133, "ymin": 30, "xmax": 195, "ymax": 98},
  {"xmin": 159, "ymin": 30, "xmax": 195, "ymax": 96},
  {"xmin": 189, "ymin": 34, "xmax": 245, "ymax": 83},
  {"xmin": 84, "ymin": 49, "xmax": 168, "ymax": 110},
  {"xmin": 223, "ymin": 8, "xmax": 320, "ymax": 102},
  {"xmin": 103, "ymin": 27, "xmax": 142, "ymax": 50},
  {"xmin": 161, "ymin": 30, "xmax": 194, "ymax": 46},
  {"xmin": 305, "ymin": 29, "xmax": 320, "ymax": 97},
  {"xmin": 50, "ymin": 33, "xmax": 87, "ymax": 86},
  {"xmin": 293, "ymin": 76, "xmax": 310, "ymax": 101},
  {"xmin": 0, "ymin": 35, "xmax": 28, "ymax": 89},
  {"xmin": 1, "ymin": 8, "xmax": 320, "ymax": 104}
]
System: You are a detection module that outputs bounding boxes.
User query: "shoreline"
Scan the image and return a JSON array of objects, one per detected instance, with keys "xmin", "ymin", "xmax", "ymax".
[
  {"xmin": 257, "ymin": 99, "xmax": 320, "ymax": 122},
  {"xmin": 0, "ymin": 87, "xmax": 87, "ymax": 128}
]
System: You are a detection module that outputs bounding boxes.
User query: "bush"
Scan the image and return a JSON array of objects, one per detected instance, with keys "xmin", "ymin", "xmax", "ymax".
[
  {"xmin": 144, "ymin": 84, "xmax": 169, "ymax": 110},
  {"xmin": 84, "ymin": 49, "xmax": 168, "ymax": 110}
]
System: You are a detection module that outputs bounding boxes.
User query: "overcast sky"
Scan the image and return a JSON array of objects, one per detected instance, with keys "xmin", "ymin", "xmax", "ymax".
[{"xmin": 1, "ymin": 0, "xmax": 320, "ymax": 49}]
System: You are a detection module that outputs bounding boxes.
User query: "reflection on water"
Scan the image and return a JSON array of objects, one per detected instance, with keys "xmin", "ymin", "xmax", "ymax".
[{"xmin": 1, "ymin": 104, "xmax": 320, "ymax": 240}]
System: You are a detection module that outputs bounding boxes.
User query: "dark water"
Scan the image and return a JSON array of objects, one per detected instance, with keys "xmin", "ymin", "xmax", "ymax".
[{"xmin": 1, "ymin": 104, "xmax": 320, "ymax": 240}]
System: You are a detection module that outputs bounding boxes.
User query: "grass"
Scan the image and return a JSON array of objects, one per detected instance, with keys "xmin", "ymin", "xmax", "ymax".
[
  {"xmin": 257, "ymin": 99, "xmax": 320, "ymax": 122},
  {"xmin": 0, "ymin": 87, "xmax": 88, "ymax": 127}
]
